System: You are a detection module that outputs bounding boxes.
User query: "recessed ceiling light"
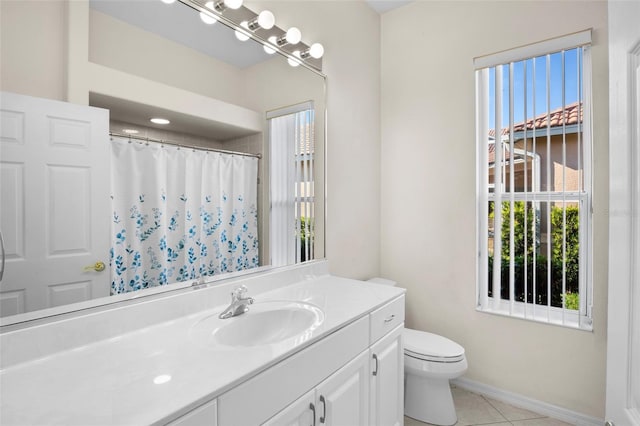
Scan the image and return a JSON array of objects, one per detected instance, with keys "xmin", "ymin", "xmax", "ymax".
[
  {"xmin": 123, "ymin": 128, "xmax": 139, "ymax": 134},
  {"xmin": 150, "ymin": 118, "xmax": 170, "ymax": 125}
]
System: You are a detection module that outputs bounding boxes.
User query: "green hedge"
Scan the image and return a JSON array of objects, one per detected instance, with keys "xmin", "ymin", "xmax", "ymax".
[{"xmin": 488, "ymin": 202, "xmax": 580, "ymax": 309}]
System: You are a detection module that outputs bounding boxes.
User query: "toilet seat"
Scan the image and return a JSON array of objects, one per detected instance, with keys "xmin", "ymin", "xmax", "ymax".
[{"xmin": 403, "ymin": 329, "xmax": 465, "ymax": 363}]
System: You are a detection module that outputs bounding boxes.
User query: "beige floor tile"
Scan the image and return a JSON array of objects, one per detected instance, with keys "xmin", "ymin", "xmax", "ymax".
[
  {"xmin": 404, "ymin": 415, "xmax": 512, "ymax": 426},
  {"xmin": 403, "ymin": 416, "xmax": 427, "ymax": 425},
  {"xmin": 485, "ymin": 397, "xmax": 546, "ymax": 421},
  {"xmin": 511, "ymin": 418, "xmax": 575, "ymax": 426},
  {"xmin": 452, "ymin": 387, "xmax": 509, "ymax": 426}
]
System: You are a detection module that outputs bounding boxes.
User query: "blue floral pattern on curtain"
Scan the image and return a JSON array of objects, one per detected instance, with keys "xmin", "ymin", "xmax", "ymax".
[{"xmin": 110, "ymin": 137, "xmax": 259, "ymax": 295}]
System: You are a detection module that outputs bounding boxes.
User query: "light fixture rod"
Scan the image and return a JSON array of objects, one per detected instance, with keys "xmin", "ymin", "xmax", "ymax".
[{"xmin": 177, "ymin": 0, "xmax": 324, "ymax": 74}]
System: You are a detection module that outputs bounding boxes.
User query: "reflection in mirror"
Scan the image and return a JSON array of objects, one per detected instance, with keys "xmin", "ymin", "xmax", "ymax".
[{"xmin": 0, "ymin": 0, "xmax": 325, "ymax": 325}]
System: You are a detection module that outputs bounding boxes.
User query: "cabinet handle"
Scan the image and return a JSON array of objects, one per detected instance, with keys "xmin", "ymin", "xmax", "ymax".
[
  {"xmin": 372, "ymin": 354, "xmax": 379, "ymax": 376},
  {"xmin": 384, "ymin": 314, "xmax": 395, "ymax": 323},
  {"xmin": 319, "ymin": 395, "xmax": 326, "ymax": 423},
  {"xmin": 309, "ymin": 402, "xmax": 316, "ymax": 426}
]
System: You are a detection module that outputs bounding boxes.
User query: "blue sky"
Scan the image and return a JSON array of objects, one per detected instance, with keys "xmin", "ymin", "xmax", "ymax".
[{"xmin": 488, "ymin": 48, "xmax": 582, "ymax": 128}]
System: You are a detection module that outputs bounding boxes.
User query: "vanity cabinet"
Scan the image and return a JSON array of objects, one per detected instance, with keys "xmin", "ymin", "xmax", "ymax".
[
  {"xmin": 262, "ymin": 351, "xmax": 370, "ymax": 426},
  {"xmin": 314, "ymin": 350, "xmax": 370, "ymax": 425},
  {"xmin": 369, "ymin": 325, "xmax": 404, "ymax": 426},
  {"xmin": 167, "ymin": 399, "xmax": 217, "ymax": 426},
  {"xmin": 262, "ymin": 390, "xmax": 315, "ymax": 426},
  {"xmin": 368, "ymin": 296, "xmax": 405, "ymax": 426},
  {"xmin": 217, "ymin": 316, "xmax": 371, "ymax": 425},
  {"xmin": 201, "ymin": 295, "xmax": 405, "ymax": 426}
]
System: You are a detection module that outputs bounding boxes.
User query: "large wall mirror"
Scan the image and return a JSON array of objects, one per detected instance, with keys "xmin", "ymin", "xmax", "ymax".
[{"xmin": 0, "ymin": 0, "xmax": 326, "ymax": 326}]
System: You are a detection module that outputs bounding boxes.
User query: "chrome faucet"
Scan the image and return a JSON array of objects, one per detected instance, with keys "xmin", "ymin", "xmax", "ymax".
[{"xmin": 219, "ymin": 285, "xmax": 254, "ymax": 319}]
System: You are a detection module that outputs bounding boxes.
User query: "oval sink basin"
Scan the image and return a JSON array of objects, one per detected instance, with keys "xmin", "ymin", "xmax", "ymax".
[{"xmin": 191, "ymin": 301, "xmax": 324, "ymax": 347}]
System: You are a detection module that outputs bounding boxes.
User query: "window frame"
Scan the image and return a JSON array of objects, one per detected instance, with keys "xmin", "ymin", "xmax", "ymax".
[{"xmin": 475, "ymin": 31, "xmax": 594, "ymax": 330}]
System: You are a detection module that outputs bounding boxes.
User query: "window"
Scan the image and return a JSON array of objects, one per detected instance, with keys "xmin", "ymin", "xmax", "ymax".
[
  {"xmin": 475, "ymin": 31, "xmax": 593, "ymax": 329},
  {"xmin": 268, "ymin": 102, "xmax": 316, "ymax": 267}
]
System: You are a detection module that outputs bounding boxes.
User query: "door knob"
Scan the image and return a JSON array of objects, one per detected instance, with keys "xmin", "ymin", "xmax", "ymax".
[{"xmin": 84, "ymin": 261, "xmax": 106, "ymax": 272}]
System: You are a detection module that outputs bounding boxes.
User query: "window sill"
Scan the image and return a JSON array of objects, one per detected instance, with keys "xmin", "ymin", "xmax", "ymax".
[{"xmin": 477, "ymin": 299, "xmax": 593, "ymax": 332}]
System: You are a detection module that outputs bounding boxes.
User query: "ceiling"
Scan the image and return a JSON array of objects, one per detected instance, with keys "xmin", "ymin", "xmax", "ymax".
[
  {"xmin": 90, "ymin": 93, "xmax": 258, "ymax": 141},
  {"xmin": 366, "ymin": 0, "xmax": 414, "ymax": 14}
]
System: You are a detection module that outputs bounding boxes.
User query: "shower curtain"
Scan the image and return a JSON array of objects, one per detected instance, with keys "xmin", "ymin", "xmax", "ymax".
[{"xmin": 109, "ymin": 137, "xmax": 259, "ymax": 295}]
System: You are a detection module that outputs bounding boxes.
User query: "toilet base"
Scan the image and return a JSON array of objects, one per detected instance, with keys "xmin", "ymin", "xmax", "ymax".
[{"xmin": 404, "ymin": 373, "xmax": 457, "ymax": 426}]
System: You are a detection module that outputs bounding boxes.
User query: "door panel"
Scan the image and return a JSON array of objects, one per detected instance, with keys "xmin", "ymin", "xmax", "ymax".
[
  {"xmin": 606, "ymin": 1, "xmax": 640, "ymax": 423},
  {"xmin": 370, "ymin": 325, "xmax": 404, "ymax": 426},
  {"xmin": 262, "ymin": 389, "xmax": 315, "ymax": 426},
  {"xmin": 0, "ymin": 91, "xmax": 110, "ymax": 316},
  {"xmin": 316, "ymin": 350, "xmax": 369, "ymax": 426}
]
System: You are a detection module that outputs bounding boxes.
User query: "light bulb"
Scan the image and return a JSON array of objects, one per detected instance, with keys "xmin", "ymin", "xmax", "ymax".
[
  {"xmin": 309, "ymin": 43, "xmax": 324, "ymax": 59},
  {"xmin": 150, "ymin": 118, "xmax": 170, "ymax": 125},
  {"xmin": 264, "ymin": 36, "xmax": 277, "ymax": 54},
  {"xmin": 199, "ymin": 11, "xmax": 217, "ymax": 24},
  {"xmin": 288, "ymin": 51, "xmax": 301, "ymax": 67},
  {"xmin": 257, "ymin": 10, "xmax": 275, "ymax": 29},
  {"xmin": 160, "ymin": 0, "xmax": 176, "ymax": 4},
  {"xmin": 235, "ymin": 22, "xmax": 250, "ymax": 41},
  {"xmin": 285, "ymin": 27, "xmax": 302, "ymax": 45},
  {"xmin": 205, "ymin": 1, "xmax": 215, "ymax": 10},
  {"xmin": 223, "ymin": 0, "xmax": 243, "ymax": 9}
]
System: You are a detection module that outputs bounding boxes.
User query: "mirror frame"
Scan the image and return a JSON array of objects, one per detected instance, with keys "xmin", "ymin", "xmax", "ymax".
[{"xmin": 1, "ymin": 0, "xmax": 327, "ymax": 329}]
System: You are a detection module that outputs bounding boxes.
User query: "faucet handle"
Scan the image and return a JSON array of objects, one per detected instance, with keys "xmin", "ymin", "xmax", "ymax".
[{"xmin": 231, "ymin": 285, "xmax": 248, "ymax": 301}]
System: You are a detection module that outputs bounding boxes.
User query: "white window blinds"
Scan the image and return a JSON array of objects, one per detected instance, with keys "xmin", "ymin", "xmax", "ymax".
[{"xmin": 475, "ymin": 32, "xmax": 593, "ymax": 330}]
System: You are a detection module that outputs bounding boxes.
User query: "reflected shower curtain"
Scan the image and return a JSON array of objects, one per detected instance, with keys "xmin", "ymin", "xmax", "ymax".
[{"xmin": 110, "ymin": 137, "xmax": 259, "ymax": 295}]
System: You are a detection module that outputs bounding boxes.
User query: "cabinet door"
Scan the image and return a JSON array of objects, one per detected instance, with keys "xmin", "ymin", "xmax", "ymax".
[
  {"xmin": 315, "ymin": 350, "xmax": 369, "ymax": 426},
  {"xmin": 262, "ymin": 390, "xmax": 315, "ymax": 426},
  {"xmin": 166, "ymin": 399, "xmax": 217, "ymax": 426},
  {"xmin": 370, "ymin": 325, "xmax": 404, "ymax": 426}
]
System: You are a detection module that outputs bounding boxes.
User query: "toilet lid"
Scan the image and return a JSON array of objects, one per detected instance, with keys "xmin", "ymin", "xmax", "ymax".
[{"xmin": 403, "ymin": 328, "xmax": 465, "ymax": 362}]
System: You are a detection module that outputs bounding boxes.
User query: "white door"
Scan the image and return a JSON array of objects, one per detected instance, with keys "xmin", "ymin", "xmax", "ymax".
[
  {"xmin": 370, "ymin": 325, "xmax": 404, "ymax": 426},
  {"xmin": 315, "ymin": 350, "xmax": 369, "ymax": 426},
  {"xmin": 0, "ymin": 91, "xmax": 110, "ymax": 317},
  {"xmin": 262, "ymin": 390, "xmax": 315, "ymax": 426},
  {"xmin": 606, "ymin": 1, "xmax": 640, "ymax": 424}
]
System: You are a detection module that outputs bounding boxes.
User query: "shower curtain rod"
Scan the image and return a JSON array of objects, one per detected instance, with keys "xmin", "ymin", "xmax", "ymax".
[{"xmin": 109, "ymin": 132, "xmax": 262, "ymax": 159}]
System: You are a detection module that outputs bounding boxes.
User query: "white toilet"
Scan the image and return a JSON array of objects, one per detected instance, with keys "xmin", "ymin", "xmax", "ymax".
[{"xmin": 367, "ymin": 278, "xmax": 468, "ymax": 426}]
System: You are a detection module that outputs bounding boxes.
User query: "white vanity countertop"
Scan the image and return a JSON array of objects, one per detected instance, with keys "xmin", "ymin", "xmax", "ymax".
[{"xmin": 0, "ymin": 274, "xmax": 404, "ymax": 426}]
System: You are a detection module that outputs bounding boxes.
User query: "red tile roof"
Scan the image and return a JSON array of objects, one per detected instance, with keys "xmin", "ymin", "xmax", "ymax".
[
  {"xmin": 488, "ymin": 101, "xmax": 582, "ymax": 139},
  {"xmin": 487, "ymin": 102, "xmax": 582, "ymax": 164}
]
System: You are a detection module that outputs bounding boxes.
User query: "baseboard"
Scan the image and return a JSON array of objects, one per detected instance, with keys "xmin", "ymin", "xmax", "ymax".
[{"xmin": 451, "ymin": 377, "xmax": 603, "ymax": 426}]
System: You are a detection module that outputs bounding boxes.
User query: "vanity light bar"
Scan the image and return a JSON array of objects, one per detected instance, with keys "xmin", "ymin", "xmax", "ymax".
[{"xmin": 176, "ymin": 0, "xmax": 323, "ymax": 73}]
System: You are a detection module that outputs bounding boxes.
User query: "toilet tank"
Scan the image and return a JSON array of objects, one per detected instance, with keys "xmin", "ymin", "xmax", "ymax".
[{"xmin": 367, "ymin": 277, "xmax": 397, "ymax": 287}]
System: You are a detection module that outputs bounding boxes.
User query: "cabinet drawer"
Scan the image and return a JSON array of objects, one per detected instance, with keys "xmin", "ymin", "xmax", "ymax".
[{"xmin": 370, "ymin": 296, "xmax": 405, "ymax": 344}]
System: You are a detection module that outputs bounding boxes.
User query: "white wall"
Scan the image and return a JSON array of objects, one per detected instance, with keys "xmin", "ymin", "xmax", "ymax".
[
  {"xmin": 0, "ymin": 1, "xmax": 67, "ymax": 101},
  {"xmin": 380, "ymin": 1, "xmax": 608, "ymax": 418},
  {"xmin": 89, "ymin": 9, "xmax": 245, "ymax": 107}
]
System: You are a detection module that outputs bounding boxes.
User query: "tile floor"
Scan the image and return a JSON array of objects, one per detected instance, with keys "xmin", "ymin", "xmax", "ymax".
[{"xmin": 404, "ymin": 386, "xmax": 574, "ymax": 426}]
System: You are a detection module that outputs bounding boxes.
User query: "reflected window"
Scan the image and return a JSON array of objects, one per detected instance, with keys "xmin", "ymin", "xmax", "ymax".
[{"xmin": 268, "ymin": 102, "xmax": 315, "ymax": 266}]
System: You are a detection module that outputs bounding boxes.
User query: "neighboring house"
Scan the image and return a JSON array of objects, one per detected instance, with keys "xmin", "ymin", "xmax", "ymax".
[
  {"xmin": 486, "ymin": 101, "xmax": 584, "ymax": 259},
  {"xmin": 488, "ymin": 101, "xmax": 583, "ymax": 194}
]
